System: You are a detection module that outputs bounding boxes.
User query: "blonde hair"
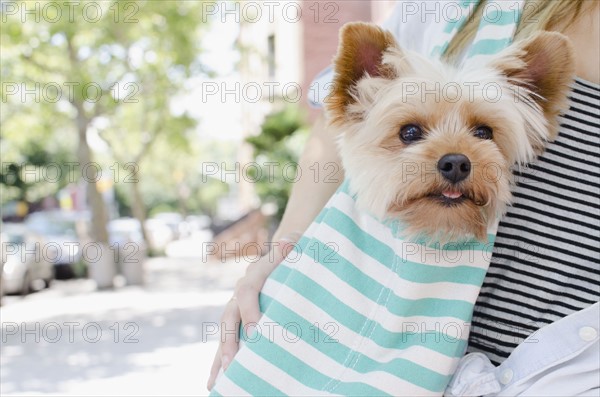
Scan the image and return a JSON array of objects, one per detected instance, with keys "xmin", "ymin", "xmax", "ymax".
[{"xmin": 444, "ymin": 0, "xmax": 587, "ymax": 63}]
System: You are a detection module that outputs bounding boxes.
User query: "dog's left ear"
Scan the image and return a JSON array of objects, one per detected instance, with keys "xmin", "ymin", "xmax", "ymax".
[
  {"xmin": 491, "ymin": 31, "xmax": 575, "ymax": 138},
  {"xmin": 327, "ymin": 22, "xmax": 401, "ymax": 125}
]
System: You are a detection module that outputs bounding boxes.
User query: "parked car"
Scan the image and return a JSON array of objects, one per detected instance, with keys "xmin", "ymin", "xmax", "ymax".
[
  {"xmin": 164, "ymin": 215, "xmax": 214, "ymax": 259},
  {"xmin": 108, "ymin": 218, "xmax": 148, "ymax": 285},
  {"xmin": 144, "ymin": 218, "xmax": 175, "ymax": 253},
  {"xmin": 25, "ymin": 211, "xmax": 89, "ymax": 279},
  {"xmin": 1, "ymin": 223, "xmax": 53, "ymax": 295},
  {"xmin": 150, "ymin": 212, "xmax": 183, "ymax": 240},
  {"xmin": 182, "ymin": 214, "xmax": 212, "ymax": 237}
]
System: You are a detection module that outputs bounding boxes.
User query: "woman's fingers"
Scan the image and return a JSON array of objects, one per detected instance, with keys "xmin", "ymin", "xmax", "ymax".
[
  {"xmin": 206, "ymin": 235, "xmax": 300, "ymax": 391},
  {"xmin": 236, "ymin": 239, "xmax": 295, "ymax": 327},
  {"xmin": 207, "ymin": 298, "xmax": 241, "ymax": 391},
  {"xmin": 207, "ymin": 347, "xmax": 222, "ymax": 391},
  {"xmin": 235, "ymin": 275, "xmax": 263, "ymax": 330},
  {"xmin": 220, "ymin": 298, "xmax": 242, "ymax": 366}
]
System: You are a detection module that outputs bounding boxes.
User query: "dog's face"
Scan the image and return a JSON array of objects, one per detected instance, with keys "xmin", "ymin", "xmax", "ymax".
[{"xmin": 326, "ymin": 23, "xmax": 574, "ymax": 242}]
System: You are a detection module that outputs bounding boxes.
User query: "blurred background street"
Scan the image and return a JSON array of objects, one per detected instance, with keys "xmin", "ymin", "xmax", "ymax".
[
  {"xmin": 1, "ymin": 1, "xmax": 396, "ymax": 395},
  {"xmin": 1, "ymin": 254, "xmax": 248, "ymax": 396}
]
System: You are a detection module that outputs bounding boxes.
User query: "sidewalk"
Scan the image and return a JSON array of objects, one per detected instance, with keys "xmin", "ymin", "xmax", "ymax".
[{"xmin": 0, "ymin": 256, "xmax": 248, "ymax": 396}]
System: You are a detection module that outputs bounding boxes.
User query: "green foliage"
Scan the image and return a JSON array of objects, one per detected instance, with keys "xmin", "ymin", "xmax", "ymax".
[
  {"xmin": 0, "ymin": 142, "xmax": 75, "ymax": 203},
  {"xmin": 246, "ymin": 106, "xmax": 308, "ymax": 220},
  {"xmin": 111, "ymin": 138, "xmax": 231, "ymax": 218},
  {"xmin": 247, "ymin": 106, "xmax": 305, "ymax": 151},
  {"xmin": 1, "ymin": 1, "xmax": 212, "ymax": 220}
]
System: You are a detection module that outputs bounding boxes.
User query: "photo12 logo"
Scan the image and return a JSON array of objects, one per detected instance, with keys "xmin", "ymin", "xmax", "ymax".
[
  {"xmin": 200, "ymin": 1, "xmax": 340, "ymax": 24},
  {"xmin": 2, "ymin": 321, "xmax": 140, "ymax": 344},
  {"xmin": 398, "ymin": 1, "xmax": 532, "ymax": 24},
  {"xmin": 201, "ymin": 240, "xmax": 339, "ymax": 264},
  {"xmin": 200, "ymin": 81, "xmax": 302, "ymax": 104},
  {"xmin": 2, "ymin": 82, "xmax": 138, "ymax": 104},
  {"xmin": 1, "ymin": 2, "xmax": 140, "ymax": 24},
  {"xmin": 200, "ymin": 161, "xmax": 341, "ymax": 185},
  {"xmin": 2, "ymin": 241, "xmax": 142, "ymax": 265},
  {"xmin": 201, "ymin": 321, "xmax": 339, "ymax": 344},
  {"xmin": 1, "ymin": 162, "xmax": 140, "ymax": 185}
]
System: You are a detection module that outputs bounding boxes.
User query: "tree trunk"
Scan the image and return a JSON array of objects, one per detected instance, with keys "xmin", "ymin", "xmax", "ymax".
[
  {"xmin": 76, "ymin": 110, "xmax": 109, "ymax": 244},
  {"xmin": 177, "ymin": 182, "xmax": 190, "ymax": 217},
  {"xmin": 130, "ymin": 180, "xmax": 153, "ymax": 252}
]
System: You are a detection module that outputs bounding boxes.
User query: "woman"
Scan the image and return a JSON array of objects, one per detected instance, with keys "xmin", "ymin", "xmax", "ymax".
[{"xmin": 208, "ymin": 0, "xmax": 599, "ymax": 394}]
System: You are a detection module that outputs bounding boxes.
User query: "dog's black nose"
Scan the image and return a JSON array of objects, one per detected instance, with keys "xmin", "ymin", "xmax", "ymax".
[{"xmin": 437, "ymin": 154, "xmax": 471, "ymax": 183}]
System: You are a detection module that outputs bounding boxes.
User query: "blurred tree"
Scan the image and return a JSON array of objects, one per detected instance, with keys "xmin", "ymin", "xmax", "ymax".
[
  {"xmin": 246, "ymin": 106, "xmax": 308, "ymax": 220},
  {"xmin": 0, "ymin": 141, "xmax": 74, "ymax": 205},
  {"xmin": 116, "ymin": 139, "xmax": 231, "ymax": 218},
  {"xmin": 97, "ymin": 90, "xmax": 197, "ymax": 249},
  {"xmin": 1, "ymin": 66, "xmax": 78, "ymax": 209},
  {"xmin": 1, "ymin": 1, "xmax": 208, "ymax": 244}
]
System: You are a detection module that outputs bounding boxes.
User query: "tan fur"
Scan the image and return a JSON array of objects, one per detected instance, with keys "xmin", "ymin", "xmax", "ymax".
[
  {"xmin": 386, "ymin": 130, "xmax": 510, "ymax": 242},
  {"xmin": 326, "ymin": 23, "xmax": 575, "ymax": 243},
  {"xmin": 490, "ymin": 32, "xmax": 575, "ymax": 142},
  {"xmin": 329, "ymin": 22, "xmax": 398, "ymax": 125}
]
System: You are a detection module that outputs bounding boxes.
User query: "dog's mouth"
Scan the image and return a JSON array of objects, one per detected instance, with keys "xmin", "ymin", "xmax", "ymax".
[
  {"xmin": 435, "ymin": 190, "xmax": 466, "ymax": 206},
  {"xmin": 442, "ymin": 190, "xmax": 463, "ymax": 200},
  {"xmin": 396, "ymin": 188, "xmax": 487, "ymax": 211}
]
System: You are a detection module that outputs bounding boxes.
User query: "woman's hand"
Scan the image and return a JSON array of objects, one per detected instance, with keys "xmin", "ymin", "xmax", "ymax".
[
  {"xmin": 207, "ymin": 234, "xmax": 299, "ymax": 391},
  {"xmin": 207, "ymin": 113, "xmax": 341, "ymax": 390}
]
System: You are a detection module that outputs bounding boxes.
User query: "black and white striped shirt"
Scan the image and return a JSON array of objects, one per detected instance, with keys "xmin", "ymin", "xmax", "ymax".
[{"xmin": 467, "ymin": 78, "xmax": 600, "ymax": 365}]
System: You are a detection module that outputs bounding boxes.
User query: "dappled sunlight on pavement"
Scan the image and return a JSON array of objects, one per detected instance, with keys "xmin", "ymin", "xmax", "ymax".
[{"xmin": 1, "ymin": 256, "xmax": 249, "ymax": 396}]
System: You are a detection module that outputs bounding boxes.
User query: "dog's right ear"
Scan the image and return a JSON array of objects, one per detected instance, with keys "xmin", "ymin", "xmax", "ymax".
[
  {"xmin": 490, "ymin": 31, "xmax": 575, "ymax": 144},
  {"xmin": 327, "ymin": 22, "xmax": 401, "ymax": 125}
]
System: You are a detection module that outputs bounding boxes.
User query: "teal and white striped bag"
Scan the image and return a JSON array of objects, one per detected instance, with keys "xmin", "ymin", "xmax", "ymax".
[{"xmin": 211, "ymin": 1, "xmax": 524, "ymax": 395}]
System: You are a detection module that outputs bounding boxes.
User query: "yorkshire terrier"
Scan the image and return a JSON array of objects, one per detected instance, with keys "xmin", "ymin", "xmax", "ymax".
[{"xmin": 326, "ymin": 23, "xmax": 574, "ymax": 243}]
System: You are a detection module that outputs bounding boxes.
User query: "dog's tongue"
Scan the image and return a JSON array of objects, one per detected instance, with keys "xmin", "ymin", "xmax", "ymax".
[{"xmin": 442, "ymin": 190, "xmax": 463, "ymax": 199}]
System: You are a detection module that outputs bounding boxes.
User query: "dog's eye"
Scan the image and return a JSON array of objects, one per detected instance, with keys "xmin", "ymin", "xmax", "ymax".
[
  {"xmin": 399, "ymin": 124, "xmax": 423, "ymax": 143},
  {"xmin": 473, "ymin": 126, "xmax": 493, "ymax": 140}
]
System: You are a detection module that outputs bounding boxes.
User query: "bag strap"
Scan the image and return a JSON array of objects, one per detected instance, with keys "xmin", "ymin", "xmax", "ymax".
[{"xmin": 431, "ymin": 0, "xmax": 525, "ymax": 65}]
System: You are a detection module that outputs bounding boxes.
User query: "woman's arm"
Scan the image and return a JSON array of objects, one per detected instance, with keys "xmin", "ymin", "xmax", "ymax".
[
  {"xmin": 273, "ymin": 112, "xmax": 344, "ymax": 240},
  {"xmin": 207, "ymin": 111, "xmax": 343, "ymax": 390}
]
